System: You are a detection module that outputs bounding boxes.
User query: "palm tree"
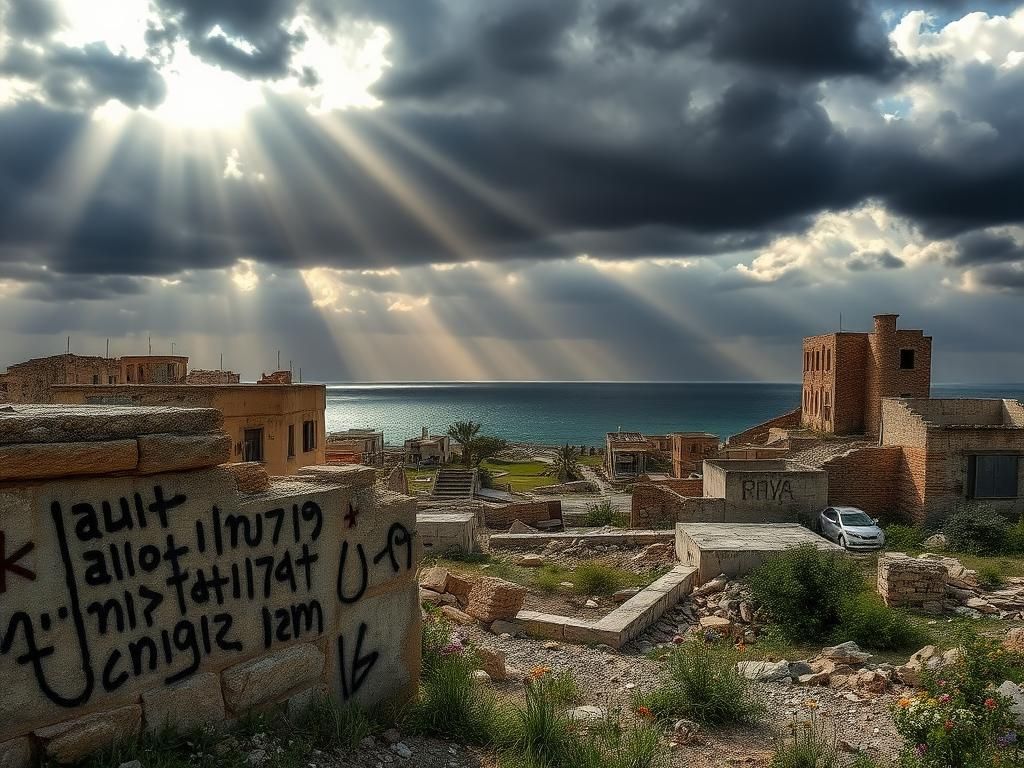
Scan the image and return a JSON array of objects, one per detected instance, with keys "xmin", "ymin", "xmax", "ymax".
[
  {"xmin": 552, "ymin": 443, "xmax": 581, "ymax": 483},
  {"xmin": 447, "ymin": 420, "xmax": 481, "ymax": 467}
]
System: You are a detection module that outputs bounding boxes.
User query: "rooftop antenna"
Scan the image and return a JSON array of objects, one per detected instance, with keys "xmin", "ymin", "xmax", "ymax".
[
  {"xmin": 299, "ymin": 367, "xmax": 303, "ymax": 383},
  {"xmin": 66, "ymin": 336, "xmax": 71, "ymax": 354},
  {"xmin": 171, "ymin": 341, "xmax": 176, "ymax": 355},
  {"xmin": 148, "ymin": 335, "xmax": 152, "ymax": 355},
  {"xmin": 106, "ymin": 338, "xmax": 109, "ymax": 358},
  {"xmin": 220, "ymin": 352, "xmax": 223, "ymax": 371},
  {"xmin": 839, "ymin": 313, "xmax": 843, "ymax": 332},
  {"xmin": 277, "ymin": 349, "xmax": 281, "ymax": 371},
  {"xmin": 289, "ymin": 359, "xmax": 293, "ymax": 375}
]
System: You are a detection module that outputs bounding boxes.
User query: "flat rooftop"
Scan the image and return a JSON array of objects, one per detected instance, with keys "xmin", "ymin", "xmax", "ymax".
[
  {"xmin": 676, "ymin": 522, "xmax": 839, "ymax": 552},
  {"xmin": 703, "ymin": 458, "xmax": 823, "ymax": 473},
  {"xmin": 892, "ymin": 397, "xmax": 1024, "ymax": 429}
]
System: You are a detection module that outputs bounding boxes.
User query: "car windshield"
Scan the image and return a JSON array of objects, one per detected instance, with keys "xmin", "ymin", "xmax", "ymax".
[{"xmin": 840, "ymin": 511, "xmax": 874, "ymax": 527}]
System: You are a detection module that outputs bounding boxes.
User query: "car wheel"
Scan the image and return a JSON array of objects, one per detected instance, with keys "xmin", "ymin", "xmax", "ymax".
[{"xmin": 838, "ymin": 536, "xmax": 847, "ymax": 549}]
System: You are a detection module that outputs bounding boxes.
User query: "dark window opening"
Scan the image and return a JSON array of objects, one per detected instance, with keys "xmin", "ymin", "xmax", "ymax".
[
  {"xmin": 968, "ymin": 454, "xmax": 1019, "ymax": 499},
  {"xmin": 92, "ymin": 375, "xmax": 99, "ymax": 384},
  {"xmin": 243, "ymin": 428, "xmax": 264, "ymax": 463},
  {"xmin": 303, "ymin": 420, "xmax": 317, "ymax": 452},
  {"xmin": 900, "ymin": 349, "xmax": 915, "ymax": 370},
  {"xmin": 288, "ymin": 424, "xmax": 295, "ymax": 458}
]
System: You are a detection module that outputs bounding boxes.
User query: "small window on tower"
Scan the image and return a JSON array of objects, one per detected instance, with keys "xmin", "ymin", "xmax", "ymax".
[{"xmin": 900, "ymin": 349, "xmax": 915, "ymax": 370}]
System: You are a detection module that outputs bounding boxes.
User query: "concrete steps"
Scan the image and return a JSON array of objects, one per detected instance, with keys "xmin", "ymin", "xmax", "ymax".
[{"xmin": 431, "ymin": 468, "xmax": 476, "ymax": 500}]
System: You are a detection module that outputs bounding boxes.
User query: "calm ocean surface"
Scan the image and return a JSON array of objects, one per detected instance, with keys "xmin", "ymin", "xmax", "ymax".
[{"xmin": 323, "ymin": 382, "xmax": 1024, "ymax": 447}]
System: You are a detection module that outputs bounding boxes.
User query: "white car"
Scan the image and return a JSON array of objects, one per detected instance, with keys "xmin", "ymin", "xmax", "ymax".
[{"xmin": 818, "ymin": 506, "xmax": 886, "ymax": 551}]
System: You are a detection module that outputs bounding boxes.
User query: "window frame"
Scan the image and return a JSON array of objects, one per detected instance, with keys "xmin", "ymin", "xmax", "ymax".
[
  {"xmin": 287, "ymin": 424, "xmax": 296, "ymax": 458},
  {"xmin": 242, "ymin": 427, "xmax": 264, "ymax": 463},
  {"xmin": 899, "ymin": 348, "xmax": 916, "ymax": 370},
  {"xmin": 967, "ymin": 453, "xmax": 1020, "ymax": 500},
  {"xmin": 302, "ymin": 420, "xmax": 317, "ymax": 453}
]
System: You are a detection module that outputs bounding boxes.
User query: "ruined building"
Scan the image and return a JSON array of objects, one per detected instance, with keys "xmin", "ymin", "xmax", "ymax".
[{"xmin": 802, "ymin": 314, "xmax": 932, "ymax": 437}]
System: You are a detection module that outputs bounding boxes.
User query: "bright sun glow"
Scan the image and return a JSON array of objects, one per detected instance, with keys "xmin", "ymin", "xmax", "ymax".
[{"xmin": 156, "ymin": 42, "xmax": 265, "ymax": 129}]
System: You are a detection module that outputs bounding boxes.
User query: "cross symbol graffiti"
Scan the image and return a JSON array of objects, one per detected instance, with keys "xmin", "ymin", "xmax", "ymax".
[
  {"xmin": 0, "ymin": 531, "xmax": 36, "ymax": 594},
  {"xmin": 343, "ymin": 503, "xmax": 360, "ymax": 529}
]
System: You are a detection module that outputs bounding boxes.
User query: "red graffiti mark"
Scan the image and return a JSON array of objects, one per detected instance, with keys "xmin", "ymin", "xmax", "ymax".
[
  {"xmin": 343, "ymin": 503, "xmax": 360, "ymax": 529},
  {"xmin": 0, "ymin": 530, "xmax": 36, "ymax": 594}
]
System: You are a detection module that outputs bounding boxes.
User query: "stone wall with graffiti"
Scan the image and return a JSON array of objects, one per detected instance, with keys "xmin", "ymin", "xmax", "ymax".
[{"xmin": 0, "ymin": 404, "xmax": 419, "ymax": 766}]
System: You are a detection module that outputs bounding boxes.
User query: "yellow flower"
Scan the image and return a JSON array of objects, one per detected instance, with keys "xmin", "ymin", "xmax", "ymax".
[
  {"xmin": 898, "ymin": 698, "xmax": 912, "ymax": 708},
  {"xmin": 804, "ymin": 699, "xmax": 819, "ymax": 709},
  {"xmin": 530, "ymin": 665, "xmax": 552, "ymax": 679}
]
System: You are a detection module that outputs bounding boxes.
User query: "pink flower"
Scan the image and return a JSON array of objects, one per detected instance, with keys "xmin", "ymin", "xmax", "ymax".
[
  {"xmin": 939, "ymin": 694, "xmax": 951, "ymax": 704},
  {"xmin": 986, "ymin": 698, "xmax": 999, "ymax": 711}
]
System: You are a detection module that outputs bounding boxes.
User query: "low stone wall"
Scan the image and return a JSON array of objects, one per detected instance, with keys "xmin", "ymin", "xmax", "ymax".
[
  {"xmin": 648, "ymin": 477, "xmax": 703, "ymax": 496},
  {"xmin": 533, "ymin": 480, "xmax": 599, "ymax": 495},
  {"xmin": 479, "ymin": 499, "xmax": 562, "ymax": 529},
  {"xmin": 0, "ymin": 405, "xmax": 420, "ymax": 766},
  {"xmin": 877, "ymin": 553, "xmax": 947, "ymax": 614},
  {"xmin": 631, "ymin": 484, "xmax": 722, "ymax": 528}
]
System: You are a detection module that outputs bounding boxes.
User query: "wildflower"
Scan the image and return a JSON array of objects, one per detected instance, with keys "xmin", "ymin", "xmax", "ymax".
[
  {"xmin": 939, "ymin": 693, "xmax": 951, "ymax": 704},
  {"xmin": 440, "ymin": 636, "xmax": 464, "ymax": 656},
  {"xmin": 635, "ymin": 705, "xmax": 653, "ymax": 719},
  {"xmin": 986, "ymin": 698, "xmax": 999, "ymax": 711},
  {"xmin": 916, "ymin": 744, "xmax": 928, "ymax": 756},
  {"xmin": 803, "ymin": 699, "xmax": 819, "ymax": 710},
  {"xmin": 530, "ymin": 665, "xmax": 552, "ymax": 679},
  {"xmin": 898, "ymin": 698, "xmax": 912, "ymax": 708},
  {"xmin": 944, "ymin": 720, "xmax": 955, "ymax": 731}
]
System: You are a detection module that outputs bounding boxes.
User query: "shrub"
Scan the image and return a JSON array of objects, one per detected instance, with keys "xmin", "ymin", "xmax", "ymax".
[
  {"xmin": 892, "ymin": 628, "xmax": 1024, "ymax": 768},
  {"xmin": 885, "ymin": 524, "xmax": 925, "ymax": 551},
  {"xmin": 572, "ymin": 563, "xmax": 625, "ymax": 596},
  {"xmin": 583, "ymin": 500, "xmax": 628, "ymax": 528},
  {"xmin": 1006, "ymin": 519, "xmax": 1024, "ymax": 554},
  {"xmin": 534, "ymin": 565, "xmax": 568, "ymax": 594},
  {"xmin": 770, "ymin": 714, "xmax": 839, "ymax": 768},
  {"xmin": 635, "ymin": 636, "xmax": 764, "ymax": 725},
  {"xmin": 944, "ymin": 506, "xmax": 1010, "ymax": 555},
  {"xmin": 290, "ymin": 693, "xmax": 373, "ymax": 751},
  {"xmin": 838, "ymin": 592, "xmax": 922, "ymax": 651},
  {"xmin": 747, "ymin": 544, "xmax": 864, "ymax": 642},
  {"xmin": 977, "ymin": 564, "xmax": 1005, "ymax": 590},
  {"xmin": 499, "ymin": 675, "xmax": 579, "ymax": 767}
]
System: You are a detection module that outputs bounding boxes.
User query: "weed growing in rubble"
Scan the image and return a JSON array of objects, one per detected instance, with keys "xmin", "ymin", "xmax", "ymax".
[
  {"xmin": 583, "ymin": 499, "xmax": 628, "ymax": 528},
  {"xmin": 837, "ymin": 592, "xmax": 922, "ymax": 651},
  {"xmin": 634, "ymin": 635, "xmax": 764, "ymax": 725},
  {"xmin": 748, "ymin": 544, "xmax": 864, "ymax": 642},
  {"xmin": 572, "ymin": 563, "xmax": 626, "ymax": 596},
  {"xmin": 770, "ymin": 711, "xmax": 841, "ymax": 768}
]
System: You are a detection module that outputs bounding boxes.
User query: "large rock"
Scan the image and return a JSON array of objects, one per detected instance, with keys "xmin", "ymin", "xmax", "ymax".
[
  {"xmin": 999, "ymin": 681, "xmax": 1024, "ymax": 727},
  {"xmin": 1006, "ymin": 628, "xmax": 1024, "ymax": 652},
  {"xmin": 441, "ymin": 605, "xmax": 476, "ymax": 625},
  {"xmin": 0, "ymin": 737, "xmax": 31, "ymax": 768},
  {"xmin": 922, "ymin": 534, "xmax": 948, "ymax": 551},
  {"xmin": 896, "ymin": 645, "xmax": 942, "ymax": 686},
  {"xmin": 419, "ymin": 566, "xmax": 450, "ymax": 593},
  {"xmin": 819, "ymin": 642, "xmax": 871, "ymax": 666},
  {"xmin": 222, "ymin": 644, "xmax": 325, "ymax": 713},
  {"xmin": 736, "ymin": 660, "xmax": 791, "ymax": 682},
  {"xmin": 699, "ymin": 616, "xmax": 732, "ymax": 636},
  {"xmin": 141, "ymin": 673, "xmax": 225, "ymax": 733},
  {"xmin": 467, "ymin": 577, "xmax": 527, "ymax": 623},
  {"xmin": 694, "ymin": 575, "xmax": 728, "ymax": 597},
  {"xmin": 475, "ymin": 647, "xmax": 508, "ymax": 681},
  {"xmin": 446, "ymin": 573, "xmax": 475, "ymax": 606},
  {"xmin": 35, "ymin": 705, "xmax": 142, "ymax": 764}
]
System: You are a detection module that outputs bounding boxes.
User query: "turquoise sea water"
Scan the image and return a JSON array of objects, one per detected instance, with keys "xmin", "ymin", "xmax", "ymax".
[{"xmin": 323, "ymin": 382, "xmax": 1024, "ymax": 447}]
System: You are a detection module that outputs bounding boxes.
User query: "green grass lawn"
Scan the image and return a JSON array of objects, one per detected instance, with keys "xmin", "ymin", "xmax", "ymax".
[
  {"xmin": 579, "ymin": 453, "xmax": 604, "ymax": 468},
  {"xmin": 480, "ymin": 458, "xmax": 558, "ymax": 492}
]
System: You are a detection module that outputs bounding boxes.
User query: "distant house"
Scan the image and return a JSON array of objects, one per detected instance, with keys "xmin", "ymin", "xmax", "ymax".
[
  {"xmin": 327, "ymin": 428, "xmax": 385, "ymax": 466},
  {"xmin": 405, "ymin": 428, "xmax": 452, "ymax": 466},
  {"xmin": 671, "ymin": 432, "xmax": 720, "ymax": 478},
  {"xmin": 605, "ymin": 431, "xmax": 651, "ymax": 480}
]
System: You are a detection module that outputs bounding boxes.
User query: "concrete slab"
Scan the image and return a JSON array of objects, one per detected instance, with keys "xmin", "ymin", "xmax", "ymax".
[
  {"xmin": 675, "ymin": 522, "xmax": 841, "ymax": 584},
  {"xmin": 418, "ymin": 511, "xmax": 478, "ymax": 554},
  {"xmin": 488, "ymin": 530, "xmax": 673, "ymax": 551}
]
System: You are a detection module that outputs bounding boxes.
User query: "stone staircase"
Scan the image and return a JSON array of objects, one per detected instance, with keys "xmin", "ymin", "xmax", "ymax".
[{"xmin": 432, "ymin": 468, "xmax": 477, "ymax": 500}]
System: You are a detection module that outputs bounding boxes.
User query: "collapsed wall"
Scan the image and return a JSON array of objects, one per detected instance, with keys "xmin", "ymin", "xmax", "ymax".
[{"xmin": 0, "ymin": 405, "xmax": 419, "ymax": 766}]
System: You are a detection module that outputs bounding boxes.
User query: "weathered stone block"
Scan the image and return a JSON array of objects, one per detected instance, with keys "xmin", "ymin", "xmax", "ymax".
[
  {"xmin": 142, "ymin": 673, "xmax": 225, "ymax": 733},
  {"xmin": 223, "ymin": 461, "xmax": 271, "ymax": 493},
  {"xmin": 35, "ymin": 705, "xmax": 141, "ymax": 764},
  {"xmin": 0, "ymin": 737, "xmax": 31, "ymax": 768},
  {"xmin": 136, "ymin": 433, "xmax": 231, "ymax": 474},
  {"xmin": 222, "ymin": 644, "xmax": 325, "ymax": 713},
  {"xmin": 467, "ymin": 578, "xmax": 526, "ymax": 623},
  {"xmin": 0, "ymin": 404, "xmax": 223, "ymax": 445},
  {"xmin": 0, "ymin": 439, "xmax": 138, "ymax": 481}
]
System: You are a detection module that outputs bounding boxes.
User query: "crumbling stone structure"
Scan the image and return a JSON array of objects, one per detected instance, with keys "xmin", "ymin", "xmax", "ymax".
[
  {"xmin": 258, "ymin": 370, "xmax": 293, "ymax": 385},
  {"xmin": 802, "ymin": 314, "xmax": 932, "ymax": 437},
  {"xmin": 877, "ymin": 553, "xmax": 947, "ymax": 614},
  {"xmin": 185, "ymin": 370, "xmax": 241, "ymax": 385},
  {"xmin": 0, "ymin": 405, "xmax": 419, "ymax": 766}
]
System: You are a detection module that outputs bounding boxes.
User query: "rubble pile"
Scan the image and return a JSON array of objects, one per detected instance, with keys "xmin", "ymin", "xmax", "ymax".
[{"xmin": 418, "ymin": 566, "xmax": 527, "ymax": 627}]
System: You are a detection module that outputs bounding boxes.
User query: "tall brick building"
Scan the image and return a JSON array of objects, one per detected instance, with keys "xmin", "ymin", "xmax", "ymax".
[{"xmin": 802, "ymin": 314, "xmax": 932, "ymax": 437}]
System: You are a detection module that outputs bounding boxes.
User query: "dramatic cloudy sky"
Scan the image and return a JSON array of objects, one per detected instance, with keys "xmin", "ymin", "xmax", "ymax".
[{"xmin": 1, "ymin": 0, "xmax": 1023, "ymax": 382}]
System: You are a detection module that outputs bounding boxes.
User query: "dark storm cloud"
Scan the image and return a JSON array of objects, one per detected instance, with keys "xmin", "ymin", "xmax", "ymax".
[
  {"xmin": 950, "ymin": 231, "xmax": 1024, "ymax": 266},
  {"xmin": 969, "ymin": 263, "xmax": 1024, "ymax": 292},
  {"xmin": 0, "ymin": 41, "xmax": 166, "ymax": 108},
  {"xmin": 597, "ymin": 0, "xmax": 905, "ymax": 79},
  {"xmin": 0, "ymin": 0, "xmax": 1023, "ymax": 303},
  {"xmin": 846, "ymin": 249, "xmax": 905, "ymax": 271},
  {"xmin": 148, "ymin": 0, "xmax": 303, "ymax": 79}
]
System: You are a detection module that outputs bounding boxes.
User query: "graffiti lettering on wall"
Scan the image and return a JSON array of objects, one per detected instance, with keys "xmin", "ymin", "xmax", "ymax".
[
  {"xmin": 0, "ymin": 484, "xmax": 413, "ymax": 711},
  {"xmin": 741, "ymin": 479, "xmax": 795, "ymax": 502}
]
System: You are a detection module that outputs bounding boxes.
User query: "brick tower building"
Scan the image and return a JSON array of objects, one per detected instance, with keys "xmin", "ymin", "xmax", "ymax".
[{"xmin": 801, "ymin": 314, "xmax": 932, "ymax": 437}]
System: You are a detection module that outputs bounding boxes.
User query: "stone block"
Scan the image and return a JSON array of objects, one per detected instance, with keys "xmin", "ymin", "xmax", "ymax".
[
  {"xmin": 222, "ymin": 644, "xmax": 326, "ymax": 713},
  {"xmin": 0, "ymin": 737, "xmax": 31, "ymax": 768},
  {"xmin": 136, "ymin": 433, "xmax": 231, "ymax": 474},
  {"xmin": 223, "ymin": 461, "xmax": 271, "ymax": 493},
  {"xmin": 35, "ymin": 705, "xmax": 141, "ymax": 764},
  {"xmin": 419, "ymin": 566, "xmax": 450, "ymax": 593},
  {"xmin": 467, "ymin": 577, "xmax": 527, "ymax": 623},
  {"xmin": 0, "ymin": 440, "xmax": 138, "ymax": 481},
  {"xmin": 441, "ymin": 605, "xmax": 476, "ymax": 625},
  {"xmin": 446, "ymin": 573, "xmax": 474, "ymax": 605},
  {"xmin": 142, "ymin": 673, "xmax": 225, "ymax": 733},
  {"xmin": 298, "ymin": 464, "xmax": 376, "ymax": 488},
  {"xmin": 0, "ymin": 404, "xmax": 223, "ymax": 445}
]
